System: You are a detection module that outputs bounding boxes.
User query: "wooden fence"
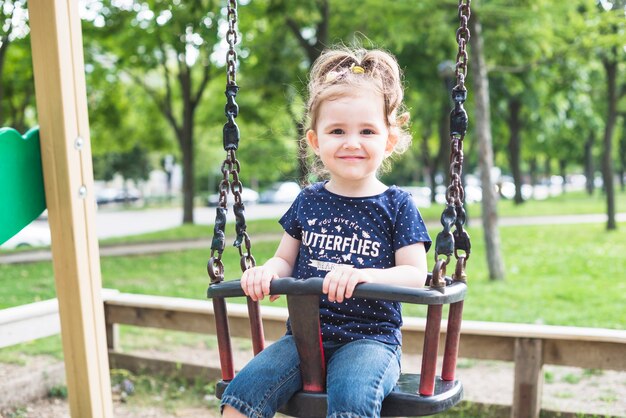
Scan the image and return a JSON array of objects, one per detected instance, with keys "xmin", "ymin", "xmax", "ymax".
[{"xmin": 2, "ymin": 289, "xmax": 625, "ymax": 418}]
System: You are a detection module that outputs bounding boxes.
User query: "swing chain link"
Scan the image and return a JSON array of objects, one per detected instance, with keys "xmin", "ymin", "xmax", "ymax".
[
  {"xmin": 432, "ymin": 0, "xmax": 471, "ymax": 289},
  {"xmin": 224, "ymin": 84, "xmax": 240, "ymax": 151},
  {"xmin": 455, "ymin": 0, "xmax": 471, "ymax": 90},
  {"xmin": 208, "ymin": 0, "xmax": 255, "ymax": 284},
  {"xmin": 226, "ymin": 0, "xmax": 238, "ymax": 86}
]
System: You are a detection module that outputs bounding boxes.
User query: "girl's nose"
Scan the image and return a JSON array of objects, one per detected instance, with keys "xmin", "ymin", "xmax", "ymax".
[{"xmin": 343, "ymin": 135, "xmax": 361, "ymax": 149}]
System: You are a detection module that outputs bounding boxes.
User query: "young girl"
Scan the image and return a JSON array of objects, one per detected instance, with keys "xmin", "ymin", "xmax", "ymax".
[{"xmin": 222, "ymin": 47, "xmax": 431, "ymax": 418}]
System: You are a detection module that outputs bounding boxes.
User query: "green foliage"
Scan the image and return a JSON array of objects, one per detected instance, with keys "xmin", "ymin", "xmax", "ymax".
[
  {"xmin": 0, "ymin": 1, "xmax": 33, "ymax": 131},
  {"xmin": 563, "ymin": 373, "xmax": 583, "ymax": 384},
  {"xmin": 0, "ymin": 36, "xmax": 35, "ymax": 132},
  {"xmin": 2, "ymin": 0, "xmax": 624, "ymax": 198},
  {"xmin": 48, "ymin": 385, "xmax": 68, "ymax": 399},
  {"xmin": 93, "ymin": 144, "xmax": 152, "ymax": 183},
  {"xmin": 1, "ymin": 407, "xmax": 28, "ymax": 418}
]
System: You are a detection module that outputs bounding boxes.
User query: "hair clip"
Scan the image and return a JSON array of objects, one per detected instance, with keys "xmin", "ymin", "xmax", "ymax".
[{"xmin": 351, "ymin": 65, "xmax": 365, "ymax": 74}]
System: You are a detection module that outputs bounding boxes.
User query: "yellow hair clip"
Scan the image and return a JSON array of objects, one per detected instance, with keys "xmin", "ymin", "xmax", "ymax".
[{"xmin": 351, "ymin": 65, "xmax": 365, "ymax": 74}]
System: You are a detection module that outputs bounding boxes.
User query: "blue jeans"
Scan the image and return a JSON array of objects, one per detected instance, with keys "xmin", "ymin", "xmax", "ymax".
[{"xmin": 221, "ymin": 335, "xmax": 401, "ymax": 418}]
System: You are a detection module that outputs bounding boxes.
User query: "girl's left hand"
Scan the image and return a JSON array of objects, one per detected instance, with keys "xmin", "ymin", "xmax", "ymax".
[{"xmin": 323, "ymin": 265, "xmax": 371, "ymax": 303}]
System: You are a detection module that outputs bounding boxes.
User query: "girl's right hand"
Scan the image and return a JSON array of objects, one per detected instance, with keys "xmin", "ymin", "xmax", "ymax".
[{"xmin": 241, "ymin": 266, "xmax": 280, "ymax": 302}]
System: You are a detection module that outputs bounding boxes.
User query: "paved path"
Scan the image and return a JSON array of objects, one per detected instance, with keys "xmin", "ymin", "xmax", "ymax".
[
  {"xmin": 1, "ymin": 213, "xmax": 624, "ymax": 265},
  {"xmin": 94, "ymin": 204, "xmax": 292, "ymax": 239}
]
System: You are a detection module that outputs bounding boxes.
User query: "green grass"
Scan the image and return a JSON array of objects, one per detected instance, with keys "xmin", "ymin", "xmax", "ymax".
[
  {"xmin": 493, "ymin": 189, "xmax": 626, "ymax": 218},
  {"xmin": 2, "ymin": 221, "xmax": 625, "ymax": 329},
  {"xmin": 418, "ymin": 189, "xmax": 625, "ymax": 221},
  {"xmin": 0, "ymin": 335, "xmax": 63, "ymax": 364}
]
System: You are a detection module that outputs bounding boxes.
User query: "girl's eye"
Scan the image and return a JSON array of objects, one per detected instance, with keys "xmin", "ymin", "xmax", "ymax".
[
  {"xmin": 362, "ymin": 129, "xmax": 376, "ymax": 135},
  {"xmin": 330, "ymin": 129, "xmax": 344, "ymax": 135}
]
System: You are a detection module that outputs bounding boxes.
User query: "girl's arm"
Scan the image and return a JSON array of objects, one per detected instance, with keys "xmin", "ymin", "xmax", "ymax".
[
  {"xmin": 241, "ymin": 232, "xmax": 300, "ymax": 301},
  {"xmin": 323, "ymin": 242, "xmax": 428, "ymax": 303}
]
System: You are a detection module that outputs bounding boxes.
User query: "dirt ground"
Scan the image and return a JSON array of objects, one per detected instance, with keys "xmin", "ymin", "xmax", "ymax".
[{"xmin": 1, "ymin": 345, "xmax": 625, "ymax": 418}]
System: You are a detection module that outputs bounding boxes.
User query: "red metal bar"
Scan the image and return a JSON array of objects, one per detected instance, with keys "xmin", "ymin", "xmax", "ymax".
[
  {"xmin": 213, "ymin": 297, "xmax": 234, "ymax": 380},
  {"xmin": 246, "ymin": 297, "xmax": 266, "ymax": 355},
  {"xmin": 442, "ymin": 300, "xmax": 464, "ymax": 381},
  {"xmin": 287, "ymin": 295, "xmax": 326, "ymax": 393},
  {"xmin": 419, "ymin": 304, "xmax": 443, "ymax": 396}
]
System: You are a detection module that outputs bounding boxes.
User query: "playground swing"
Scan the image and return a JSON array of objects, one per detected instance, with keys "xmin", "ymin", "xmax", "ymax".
[{"xmin": 206, "ymin": 1, "xmax": 471, "ymax": 416}]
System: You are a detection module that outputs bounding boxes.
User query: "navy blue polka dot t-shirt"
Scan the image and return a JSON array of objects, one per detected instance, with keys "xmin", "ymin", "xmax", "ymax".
[{"xmin": 279, "ymin": 182, "xmax": 431, "ymax": 346}]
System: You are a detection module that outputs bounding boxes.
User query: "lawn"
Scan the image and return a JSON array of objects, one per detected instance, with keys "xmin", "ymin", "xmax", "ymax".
[{"xmin": 2, "ymin": 221, "xmax": 624, "ymax": 329}]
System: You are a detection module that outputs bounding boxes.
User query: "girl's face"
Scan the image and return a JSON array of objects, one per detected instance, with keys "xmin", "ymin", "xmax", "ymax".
[{"xmin": 307, "ymin": 88, "xmax": 396, "ymax": 192}]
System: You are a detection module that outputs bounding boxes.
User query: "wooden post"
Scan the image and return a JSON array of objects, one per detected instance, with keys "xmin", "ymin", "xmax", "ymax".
[
  {"xmin": 512, "ymin": 338, "xmax": 543, "ymax": 418},
  {"xmin": 106, "ymin": 322, "xmax": 120, "ymax": 352},
  {"xmin": 28, "ymin": 0, "xmax": 113, "ymax": 416}
]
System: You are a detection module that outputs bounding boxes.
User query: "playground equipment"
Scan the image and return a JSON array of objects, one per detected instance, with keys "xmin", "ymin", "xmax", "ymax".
[
  {"xmin": 206, "ymin": 1, "xmax": 472, "ymax": 415},
  {"xmin": 1, "ymin": 1, "xmax": 115, "ymax": 416}
]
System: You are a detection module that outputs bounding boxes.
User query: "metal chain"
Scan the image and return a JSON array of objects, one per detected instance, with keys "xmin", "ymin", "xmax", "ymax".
[
  {"xmin": 226, "ymin": 0, "xmax": 238, "ymax": 86},
  {"xmin": 432, "ymin": 0, "xmax": 471, "ymax": 289},
  {"xmin": 208, "ymin": 0, "xmax": 255, "ymax": 284},
  {"xmin": 455, "ymin": 0, "xmax": 471, "ymax": 90}
]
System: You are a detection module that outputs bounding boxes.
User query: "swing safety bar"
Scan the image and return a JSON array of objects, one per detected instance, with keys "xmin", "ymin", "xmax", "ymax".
[{"xmin": 207, "ymin": 276, "xmax": 467, "ymax": 417}]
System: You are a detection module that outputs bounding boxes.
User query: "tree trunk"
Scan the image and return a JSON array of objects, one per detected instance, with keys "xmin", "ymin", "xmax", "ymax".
[
  {"xmin": 469, "ymin": 14, "xmax": 505, "ymax": 280},
  {"xmin": 602, "ymin": 57, "xmax": 617, "ymax": 230},
  {"xmin": 559, "ymin": 159, "xmax": 567, "ymax": 195},
  {"xmin": 507, "ymin": 97, "xmax": 524, "ymax": 205},
  {"xmin": 180, "ymin": 69, "xmax": 195, "ymax": 224},
  {"xmin": 180, "ymin": 136, "xmax": 194, "ymax": 224},
  {"xmin": 437, "ymin": 99, "xmax": 451, "ymax": 190},
  {"xmin": 584, "ymin": 131, "xmax": 595, "ymax": 195},
  {"xmin": 285, "ymin": 0, "xmax": 328, "ymax": 185},
  {"xmin": 529, "ymin": 157, "xmax": 538, "ymax": 186},
  {"xmin": 420, "ymin": 125, "xmax": 435, "ymax": 201},
  {"xmin": 619, "ymin": 116, "xmax": 625, "ymax": 192}
]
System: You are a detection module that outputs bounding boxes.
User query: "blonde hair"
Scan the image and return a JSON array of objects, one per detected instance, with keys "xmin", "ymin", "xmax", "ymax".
[{"xmin": 304, "ymin": 47, "xmax": 411, "ymax": 177}]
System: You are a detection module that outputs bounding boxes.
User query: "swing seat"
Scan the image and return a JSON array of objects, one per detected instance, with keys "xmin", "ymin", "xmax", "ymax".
[
  {"xmin": 215, "ymin": 373, "xmax": 462, "ymax": 417},
  {"xmin": 208, "ymin": 276, "xmax": 467, "ymax": 417}
]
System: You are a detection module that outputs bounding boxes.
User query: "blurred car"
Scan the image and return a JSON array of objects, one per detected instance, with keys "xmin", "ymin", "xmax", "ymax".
[
  {"xmin": 96, "ymin": 187, "xmax": 142, "ymax": 205},
  {"xmin": 399, "ymin": 186, "xmax": 432, "ymax": 208},
  {"xmin": 206, "ymin": 187, "xmax": 259, "ymax": 206},
  {"xmin": 1, "ymin": 221, "xmax": 51, "ymax": 249},
  {"xmin": 435, "ymin": 183, "xmax": 482, "ymax": 204},
  {"xmin": 259, "ymin": 182, "xmax": 301, "ymax": 204}
]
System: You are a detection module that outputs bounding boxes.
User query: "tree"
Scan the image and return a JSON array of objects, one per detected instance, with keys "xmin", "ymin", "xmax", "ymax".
[
  {"xmin": 619, "ymin": 115, "xmax": 626, "ymax": 191},
  {"xmin": 93, "ymin": 145, "xmax": 151, "ymax": 186},
  {"xmin": 262, "ymin": 0, "xmax": 330, "ymax": 184},
  {"xmin": 0, "ymin": 0, "xmax": 32, "ymax": 130},
  {"xmin": 84, "ymin": 0, "xmax": 221, "ymax": 224},
  {"xmin": 469, "ymin": 8, "xmax": 506, "ymax": 280},
  {"xmin": 594, "ymin": 0, "xmax": 626, "ymax": 230},
  {"xmin": 1, "ymin": 35, "xmax": 33, "ymax": 132}
]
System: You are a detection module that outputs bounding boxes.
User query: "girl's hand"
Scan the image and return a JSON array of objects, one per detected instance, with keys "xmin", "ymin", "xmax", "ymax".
[
  {"xmin": 323, "ymin": 265, "xmax": 372, "ymax": 303},
  {"xmin": 241, "ymin": 267, "xmax": 280, "ymax": 302}
]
